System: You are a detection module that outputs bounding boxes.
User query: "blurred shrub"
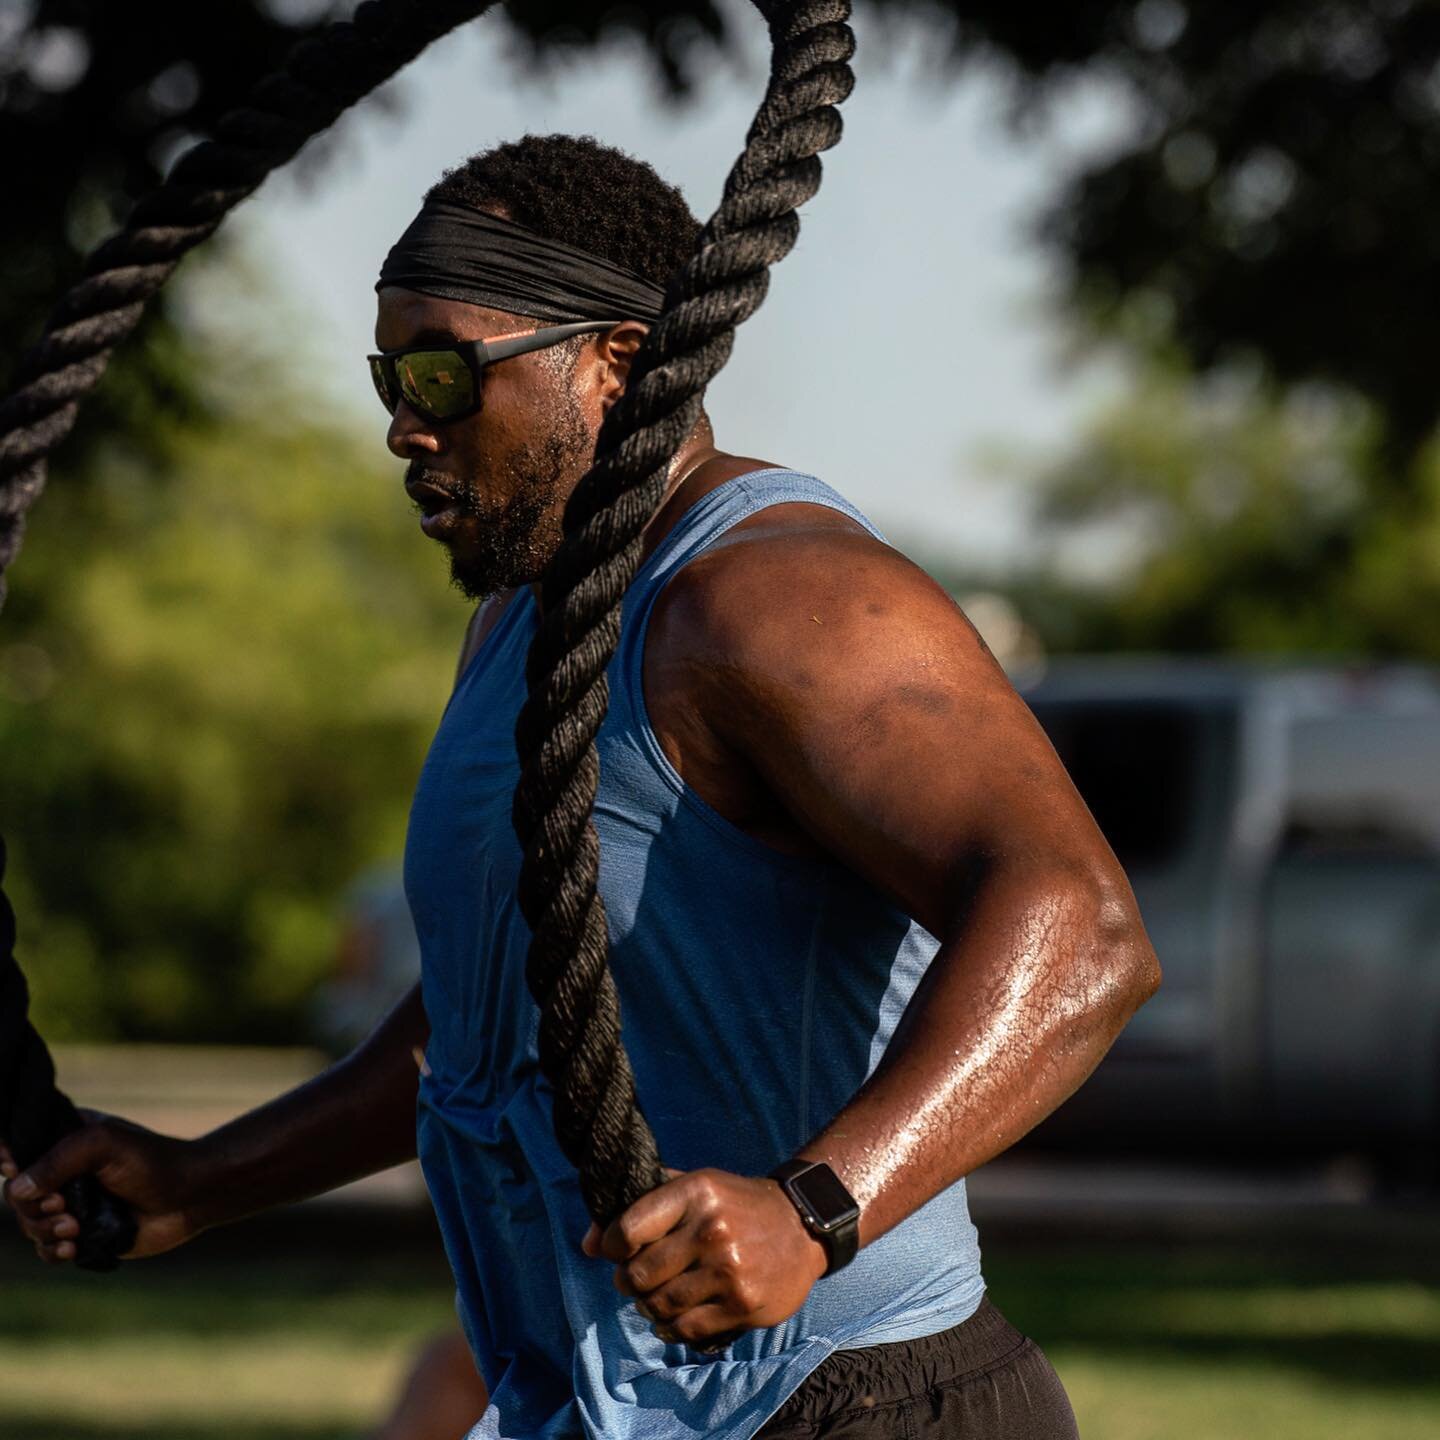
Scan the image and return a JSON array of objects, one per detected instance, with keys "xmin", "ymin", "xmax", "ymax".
[
  {"xmin": 1003, "ymin": 339, "xmax": 1440, "ymax": 662},
  {"xmin": 0, "ymin": 318, "xmax": 462, "ymax": 1043}
]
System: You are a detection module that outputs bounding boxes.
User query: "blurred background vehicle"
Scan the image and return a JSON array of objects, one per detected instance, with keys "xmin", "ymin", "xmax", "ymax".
[{"xmin": 1022, "ymin": 661, "xmax": 1440, "ymax": 1175}]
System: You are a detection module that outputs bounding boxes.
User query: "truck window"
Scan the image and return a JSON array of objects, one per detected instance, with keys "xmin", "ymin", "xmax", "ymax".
[
  {"xmin": 1027, "ymin": 702, "xmax": 1203, "ymax": 872},
  {"xmin": 1287, "ymin": 714, "xmax": 1440, "ymax": 857}
]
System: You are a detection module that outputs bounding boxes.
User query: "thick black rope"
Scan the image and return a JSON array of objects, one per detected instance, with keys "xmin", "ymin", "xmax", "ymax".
[
  {"xmin": 0, "ymin": 0, "xmax": 854, "ymax": 1264},
  {"xmin": 512, "ymin": 1, "xmax": 855, "ymax": 1225},
  {"xmin": 0, "ymin": 0, "xmax": 498, "ymax": 1271},
  {"xmin": 0, "ymin": 836, "xmax": 135, "ymax": 1268}
]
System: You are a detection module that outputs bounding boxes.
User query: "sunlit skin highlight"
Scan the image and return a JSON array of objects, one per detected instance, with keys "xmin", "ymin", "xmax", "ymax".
[{"xmin": 3, "ymin": 283, "xmax": 1161, "ymax": 1359}]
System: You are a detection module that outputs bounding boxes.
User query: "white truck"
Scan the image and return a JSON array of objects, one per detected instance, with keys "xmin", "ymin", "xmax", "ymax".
[{"xmin": 1018, "ymin": 659, "xmax": 1440, "ymax": 1168}]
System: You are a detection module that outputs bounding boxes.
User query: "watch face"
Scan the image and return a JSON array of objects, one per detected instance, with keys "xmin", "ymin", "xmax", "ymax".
[{"xmin": 792, "ymin": 1164, "xmax": 861, "ymax": 1233}]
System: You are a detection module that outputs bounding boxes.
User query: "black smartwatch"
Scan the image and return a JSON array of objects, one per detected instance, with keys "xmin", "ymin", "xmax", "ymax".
[{"xmin": 769, "ymin": 1159, "xmax": 861, "ymax": 1276}]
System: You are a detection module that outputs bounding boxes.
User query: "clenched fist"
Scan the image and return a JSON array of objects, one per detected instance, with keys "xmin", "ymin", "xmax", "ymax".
[
  {"xmin": 582, "ymin": 1167, "xmax": 829, "ymax": 1349},
  {"xmin": 1, "ymin": 1113, "xmax": 203, "ymax": 1264}
]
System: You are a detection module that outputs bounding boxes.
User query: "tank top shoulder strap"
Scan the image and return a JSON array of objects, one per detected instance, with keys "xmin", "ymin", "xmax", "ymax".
[
  {"xmin": 635, "ymin": 467, "xmax": 885, "ymax": 591},
  {"xmin": 610, "ymin": 468, "xmax": 886, "ymax": 746}
]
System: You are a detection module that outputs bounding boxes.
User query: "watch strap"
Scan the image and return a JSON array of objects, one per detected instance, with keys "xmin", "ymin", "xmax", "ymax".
[{"xmin": 768, "ymin": 1159, "xmax": 860, "ymax": 1276}]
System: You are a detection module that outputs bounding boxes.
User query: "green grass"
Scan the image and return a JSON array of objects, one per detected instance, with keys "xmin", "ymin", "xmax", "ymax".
[
  {"xmin": 3, "ymin": 1222, "xmax": 1437, "ymax": 1439},
  {"xmin": 1, "ymin": 1228, "xmax": 456, "ymax": 1440},
  {"xmin": 995, "ymin": 1246, "xmax": 1440, "ymax": 1440}
]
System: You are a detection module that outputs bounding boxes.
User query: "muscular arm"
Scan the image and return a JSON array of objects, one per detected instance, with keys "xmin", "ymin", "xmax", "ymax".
[
  {"xmin": 591, "ymin": 517, "xmax": 1159, "ymax": 1339},
  {"xmin": 189, "ymin": 981, "xmax": 427, "ymax": 1229},
  {"xmin": 801, "ymin": 859, "xmax": 1146, "ymax": 1245},
  {"xmin": 672, "ymin": 519, "xmax": 1157, "ymax": 1218}
]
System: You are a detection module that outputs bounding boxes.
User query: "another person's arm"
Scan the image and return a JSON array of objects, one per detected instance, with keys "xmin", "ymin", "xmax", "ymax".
[{"xmin": 3, "ymin": 980, "xmax": 427, "ymax": 1262}]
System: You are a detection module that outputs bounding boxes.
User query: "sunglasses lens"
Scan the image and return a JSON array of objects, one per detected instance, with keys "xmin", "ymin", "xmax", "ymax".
[
  {"xmin": 398, "ymin": 349, "xmax": 475, "ymax": 419},
  {"xmin": 369, "ymin": 356, "xmax": 398, "ymax": 414}
]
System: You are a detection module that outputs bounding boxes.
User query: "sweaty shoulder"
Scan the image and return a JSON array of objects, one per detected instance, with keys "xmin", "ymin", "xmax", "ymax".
[
  {"xmin": 645, "ymin": 499, "xmax": 1009, "ymax": 739},
  {"xmin": 643, "ymin": 495, "xmax": 1083, "ymax": 926},
  {"xmin": 650, "ymin": 501, "xmax": 996, "ymax": 679}
]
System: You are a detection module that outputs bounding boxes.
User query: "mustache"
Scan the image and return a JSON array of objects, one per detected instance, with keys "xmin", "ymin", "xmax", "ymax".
[
  {"xmin": 404, "ymin": 462, "xmax": 483, "ymax": 517},
  {"xmin": 404, "ymin": 462, "xmax": 458, "ymax": 498}
]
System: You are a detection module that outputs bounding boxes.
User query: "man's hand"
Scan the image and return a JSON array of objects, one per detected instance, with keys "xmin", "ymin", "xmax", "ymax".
[
  {"xmin": 582, "ymin": 1168, "xmax": 828, "ymax": 1348},
  {"xmin": 1, "ymin": 988, "xmax": 431, "ymax": 1269},
  {"xmin": 1, "ymin": 1113, "xmax": 203, "ymax": 1264}
]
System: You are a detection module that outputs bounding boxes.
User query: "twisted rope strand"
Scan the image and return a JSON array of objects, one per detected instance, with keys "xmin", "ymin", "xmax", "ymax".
[
  {"xmin": 512, "ymin": 0, "xmax": 856, "ymax": 1226},
  {"xmin": 0, "ymin": 0, "xmax": 497, "ymax": 1272}
]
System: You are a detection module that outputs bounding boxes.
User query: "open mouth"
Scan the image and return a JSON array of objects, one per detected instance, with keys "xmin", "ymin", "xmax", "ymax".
[{"xmin": 405, "ymin": 475, "xmax": 463, "ymax": 538}]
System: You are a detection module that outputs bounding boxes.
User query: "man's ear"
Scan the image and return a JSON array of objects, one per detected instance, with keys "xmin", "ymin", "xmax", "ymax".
[{"xmin": 595, "ymin": 320, "xmax": 650, "ymax": 413}]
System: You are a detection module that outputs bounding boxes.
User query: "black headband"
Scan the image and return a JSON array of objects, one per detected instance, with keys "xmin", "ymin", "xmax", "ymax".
[{"xmin": 376, "ymin": 200, "xmax": 668, "ymax": 325}]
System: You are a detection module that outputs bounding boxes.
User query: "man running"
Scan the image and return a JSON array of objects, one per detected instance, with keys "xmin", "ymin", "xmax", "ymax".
[{"xmin": 4, "ymin": 135, "xmax": 1159, "ymax": 1440}]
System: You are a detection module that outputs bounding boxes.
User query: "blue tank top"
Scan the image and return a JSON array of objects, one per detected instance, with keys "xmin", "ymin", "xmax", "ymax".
[{"xmin": 406, "ymin": 469, "xmax": 986, "ymax": 1440}]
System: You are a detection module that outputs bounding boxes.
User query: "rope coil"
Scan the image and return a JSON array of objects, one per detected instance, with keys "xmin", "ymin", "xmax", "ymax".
[{"xmin": 0, "ymin": 0, "xmax": 854, "ymax": 1265}]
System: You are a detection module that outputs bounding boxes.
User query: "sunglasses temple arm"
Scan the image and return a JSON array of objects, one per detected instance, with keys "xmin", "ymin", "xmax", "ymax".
[{"xmin": 481, "ymin": 321, "xmax": 620, "ymax": 365}]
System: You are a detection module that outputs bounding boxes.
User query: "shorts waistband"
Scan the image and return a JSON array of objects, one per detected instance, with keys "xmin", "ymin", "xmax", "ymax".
[{"xmin": 763, "ymin": 1297, "xmax": 1028, "ymax": 1432}]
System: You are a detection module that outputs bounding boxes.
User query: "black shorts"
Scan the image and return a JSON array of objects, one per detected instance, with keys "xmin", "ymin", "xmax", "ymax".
[{"xmin": 755, "ymin": 1298, "xmax": 1079, "ymax": 1439}]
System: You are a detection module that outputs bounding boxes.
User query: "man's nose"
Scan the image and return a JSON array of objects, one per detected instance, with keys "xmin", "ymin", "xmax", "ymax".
[{"xmin": 387, "ymin": 401, "xmax": 441, "ymax": 459}]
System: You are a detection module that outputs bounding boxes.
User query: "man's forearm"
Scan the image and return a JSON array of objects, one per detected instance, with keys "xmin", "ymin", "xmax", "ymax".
[
  {"xmin": 798, "ymin": 862, "xmax": 1159, "ymax": 1247},
  {"xmin": 187, "ymin": 982, "xmax": 429, "ymax": 1232}
]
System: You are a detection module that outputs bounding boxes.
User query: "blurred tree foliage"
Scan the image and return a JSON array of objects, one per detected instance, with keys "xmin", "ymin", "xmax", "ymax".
[
  {"xmin": 7, "ymin": 1, "xmax": 1440, "ymax": 456},
  {"xmin": 1006, "ymin": 337, "xmax": 1440, "ymax": 660},
  {"xmin": 0, "ymin": 293, "xmax": 462, "ymax": 1042},
  {"xmin": 510, "ymin": 0, "xmax": 1440, "ymax": 466}
]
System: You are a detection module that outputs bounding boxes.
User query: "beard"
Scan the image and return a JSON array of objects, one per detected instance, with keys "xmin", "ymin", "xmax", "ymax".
[{"xmin": 411, "ymin": 391, "xmax": 594, "ymax": 602}]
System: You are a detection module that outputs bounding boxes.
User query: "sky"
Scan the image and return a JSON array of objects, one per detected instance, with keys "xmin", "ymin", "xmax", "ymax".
[{"xmin": 222, "ymin": 5, "xmax": 1132, "ymax": 572}]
